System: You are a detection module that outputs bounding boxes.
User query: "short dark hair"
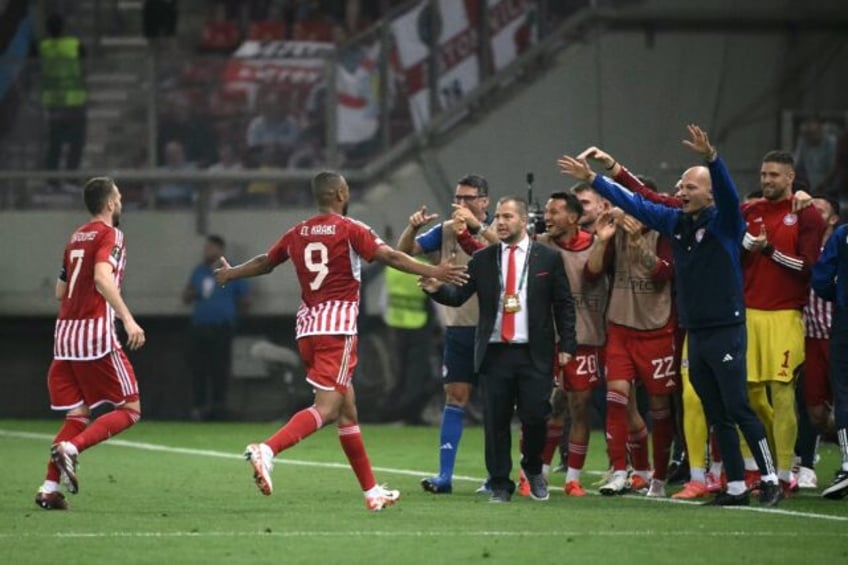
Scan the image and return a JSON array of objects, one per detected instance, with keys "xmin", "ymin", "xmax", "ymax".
[
  {"xmin": 762, "ymin": 150, "xmax": 795, "ymax": 170},
  {"xmin": 550, "ymin": 191, "xmax": 583, "ymax": 218},
  {"xmin": 311, "ymin": 171, "xmax": 344, "ymax": 204},
  {"xmin": 456, "ymin": 174, "xmax": 488, "ymax": 197},
  {"xmin": 83, "ymin": 177, "xmax": 116, "ymax": 215},
  {"xmin": 207, "ymin": 235, "xmax": 226, "ymax": 249},
  {"xmin": 497, "ymin": 195, "xmax": 528, "ymax": 218},
  {"xmin": 815, "ymin": 194, "xmax": 841, "ymax": 219}
]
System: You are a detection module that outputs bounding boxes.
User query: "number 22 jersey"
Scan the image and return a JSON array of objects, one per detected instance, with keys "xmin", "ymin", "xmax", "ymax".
[{"xmin": 266, "ymin": 213, "xmax": 384, "ymax": 338}]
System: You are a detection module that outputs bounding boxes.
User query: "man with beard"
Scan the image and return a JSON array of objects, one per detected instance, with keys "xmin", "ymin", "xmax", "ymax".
[
  {"xmin": 214, "ymin": 171, "xmax": 468, "ymax": 511},
  {"xmin": 37, "ymin": 177, "xmax": 146, "ymax": 510}
]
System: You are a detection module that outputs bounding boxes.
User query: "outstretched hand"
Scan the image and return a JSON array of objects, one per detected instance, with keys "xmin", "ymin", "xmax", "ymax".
[
  {"xmin": 577, "ymin": 146, "xmax": 616, "ymax": 170},
  {"xmin": 682, "ymin": 124, "xmax": 716, "ymax": 159},
  {"xmin": 214, "ymin": 256, "xmax": 232, "ymax": 286},
  {"xmin": 432, "ymin": 253, "xmax": 469, "ymax": 286},
  {"xmin": 557, "ymin": 155, "xmax": 596, "ymax": 182},
  {"xmin": 418, "ymin": 276, "xmax": 442, "ymax": 293}
]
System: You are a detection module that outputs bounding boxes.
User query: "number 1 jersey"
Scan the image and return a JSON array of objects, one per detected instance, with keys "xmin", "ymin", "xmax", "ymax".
[
  {"xmin": 54, "ymin": 220, "xmax": 127, "ymax": 360},
  {"xmin": 267, "ymin": 213, "xmax": 384, "ymax": 338}
]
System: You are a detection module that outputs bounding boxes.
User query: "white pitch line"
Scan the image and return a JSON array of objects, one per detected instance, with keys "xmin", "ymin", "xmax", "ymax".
[
  {"xmin": 3, "ymin": 428, "xmax": 846, "ymax": 522},
  {"xmin": 0, "ymin": 530, "xmax": 846, "ymax": 540},
  {"xmin": 0, "ymin": 429, "xmax": 486, "ymax": 482}
]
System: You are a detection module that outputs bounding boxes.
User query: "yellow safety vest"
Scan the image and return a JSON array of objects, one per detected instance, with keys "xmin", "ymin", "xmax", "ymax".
[
  {"xmin": 40, "ymin": 36, "xmax": 87, "ymax": 108},
  {"xmin": 384, "ymin": 267, "xmax": 428, "ymax": 329}
]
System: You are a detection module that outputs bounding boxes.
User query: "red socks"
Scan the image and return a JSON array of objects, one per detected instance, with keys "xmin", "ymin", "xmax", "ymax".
[
  {"xmin": 265, "ymin": 407, "xmax": 323, "ymax": 454},
  {"xmin": 606, "ymin": 390, "xmax": 630, "ymax": 471},
  {"xmin": 628, "ymin": 425, "xmax": 650, "ymax": 472},
  {"xmin": 46, "ymin": 415, "xmax": 89, "ymax": 481},
  {"xmin": 567, "ymin": 441, "xmax": 588, "ymax": 471},
  {"xmin": 70, "ymin": 408, "xmax": 140, "ymax": 453},
  {"xmin": 650, "ymin": 408, "xmax": 674, "ymax": 480},
  {"xmin": 338, "ymin": 424, "xmax": 376, "ymax": 491},
  {"xmin": 542, "ymin": 423, "xmax": 564, "ymax": 465}
]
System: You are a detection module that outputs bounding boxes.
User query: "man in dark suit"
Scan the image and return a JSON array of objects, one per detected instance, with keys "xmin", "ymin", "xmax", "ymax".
[{"xmin": 422, "ymin": 196, "xmax": 577, "ymax": 502}]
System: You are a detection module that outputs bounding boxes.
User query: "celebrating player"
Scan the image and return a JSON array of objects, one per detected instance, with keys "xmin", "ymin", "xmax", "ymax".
[
  {"xmin": 36, "ymin": 177, "xmax": 145, "ymax": 510},
  {"xmin": 214, "ymin": 171, "xmax": 468, "ymax": 511}
]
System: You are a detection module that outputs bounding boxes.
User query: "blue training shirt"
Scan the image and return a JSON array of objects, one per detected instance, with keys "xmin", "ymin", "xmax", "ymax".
[
  {"xmin": 188, "ymin": 263, "xmax": 248, "ymax": 326},
  {"xmin": 812, "ymin": 224, "xmax": 848, "ymax": 309},
  {"xmin": 591, "ymin": 156, "xmax": 746, "ymax": 329}
]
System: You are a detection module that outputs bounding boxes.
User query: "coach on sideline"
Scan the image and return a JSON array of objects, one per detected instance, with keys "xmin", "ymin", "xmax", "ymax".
[{"xmin": 420, "ymin": 196, "xmax": 576, "ymax": 503}]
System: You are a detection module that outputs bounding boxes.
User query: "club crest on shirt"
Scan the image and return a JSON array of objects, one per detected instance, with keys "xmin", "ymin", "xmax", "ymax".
[
  {"xmin": 783, "ymin": 213, "xmax": 798, "ymax": 226},
  {"xmin": 695, "ymin": 228, "xmax": 706, "ymax": 242}
]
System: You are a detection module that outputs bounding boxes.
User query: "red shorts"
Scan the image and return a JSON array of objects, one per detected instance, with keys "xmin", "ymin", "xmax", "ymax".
[
  {"xmin": 298, "ymin": 334, "xmax": 358, "ymax": 394},
  {"xmin": 48, "ymin": 349, "xmax": 139, "ymax": 411},
  {"xmin": 803, "ymin": 337, "xmax": 831, "ymax": 407},
  {"xmin": 559, "ymin": 345, "xmax": 602, "ymax": 392},
  {"xmin": 605, "ymin": 323, "xmax": 678, "ymax": 396}
]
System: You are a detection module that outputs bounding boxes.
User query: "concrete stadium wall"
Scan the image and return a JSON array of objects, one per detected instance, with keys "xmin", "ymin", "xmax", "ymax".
[{"xmin": 432, "ymin": 29, "xmax": 848, "ymax": 202}]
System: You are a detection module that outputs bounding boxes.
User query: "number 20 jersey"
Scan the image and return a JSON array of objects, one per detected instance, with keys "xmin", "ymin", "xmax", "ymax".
[
  {"xmin": 266, "ymin": 213, "xmax": 384, "ymax": 338},
  {"xmin": 54, "ymin": 220, "xmax": 127, "ymax": 360}
]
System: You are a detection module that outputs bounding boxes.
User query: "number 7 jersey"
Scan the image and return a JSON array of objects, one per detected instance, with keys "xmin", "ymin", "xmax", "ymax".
[
  {"xmin": 55, "ymin": 220, "xmax": 127, "ymax": 360},
  {"xmin": 266, "ymin": 213, "xmax": 384, "ymax": 338}
]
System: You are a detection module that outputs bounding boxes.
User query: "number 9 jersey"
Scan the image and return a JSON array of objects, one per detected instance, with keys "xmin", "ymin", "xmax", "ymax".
[
  {"xmin": 266, "ymin": 213, "xmax": 384, "ymax": 338},
  {"xmin": 54, "ymin": 221, "xmax": 126, "ymax": 360}
]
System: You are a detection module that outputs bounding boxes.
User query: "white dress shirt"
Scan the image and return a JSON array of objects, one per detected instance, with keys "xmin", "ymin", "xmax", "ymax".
[{"xmin": 489, "ymin": 235, "xmax": 530, "ymax": 343}]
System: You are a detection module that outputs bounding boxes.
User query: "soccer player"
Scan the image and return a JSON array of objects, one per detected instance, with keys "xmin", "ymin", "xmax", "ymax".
[
  {"xmin": 739, "ymin": 151, "xmax": 825, "ymax": 494},
  {"xmin": 812, "ymin": 214, "xmax": 848, "ymax": 499},
  {"xmin": 559, "ymin": 125, "xmax": 782, "ymax": 506},
  {"xmin": 214, "ymin": 171, "xmax": 468, "ymax": 511},
  {"xmin": 396, "ymin": 175, "xmax": 495, "ymax": 494},
  {"xmin": 36, "ymin": 177, "xmax": 146, "ymax": 510},
  {"xmin": 535, "ymin": 192, "xmax": 608, "ymax": 496},
  {"xmin": 586, "ymin": 209, "xmax": 677, "ymax": 498},
  {"xmin": 797, "ymin": 196, "xmax": 840, "ymax": 488}
]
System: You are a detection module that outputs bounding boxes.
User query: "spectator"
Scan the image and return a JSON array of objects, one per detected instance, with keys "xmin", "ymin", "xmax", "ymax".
[
  {"xmin": 157, "ymin": 93, "xmax": 219, "ymax": 168},
  {"xmin": 245, "ymin": 88, "xmax": 302, "ymax": 167},
  {"xmin": 183, "ymin": 235, "xmax": 249, "ymax": 421},
  {"xmin": 794, "ymin": 117, "xmax": 836, "ymax": 193},
  {"xmin": 156, "ymin": 139, "xmax": 197, "ymax": 208},
  {"xmin": 39, "ymin": 13, "xmax": 87, "ymax": 174},
  {"xmin": 208, "ymin": 140, "xmax": 245, "ymax": 208}
]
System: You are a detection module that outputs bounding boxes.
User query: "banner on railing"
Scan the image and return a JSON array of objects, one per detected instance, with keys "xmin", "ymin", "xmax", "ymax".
[
  {"xmin": 391, "ymin": 0, "xmax": 538, "ymax": 132},
  {"xmin": 222, "ymin": 40, "xmax": 382, "ymax": 146},
  {"xmin": 391, "ymin": 0, "xmax": 481, "ymax": 131},
  {"xmin": 489, "ymin": 0, "xmax": 538, "ymax": 71}
]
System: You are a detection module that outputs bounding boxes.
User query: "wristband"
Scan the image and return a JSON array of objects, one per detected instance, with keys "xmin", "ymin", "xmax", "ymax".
[
  {"xmin": 605, "ymin": 160, "xmax": 617, "ymax": 171},
  {"xmin": 468, "ymin": 223, "xmax": 481, "ymax": 235}
]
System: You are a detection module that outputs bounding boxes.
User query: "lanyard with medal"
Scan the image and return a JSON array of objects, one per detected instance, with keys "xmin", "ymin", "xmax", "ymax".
[{"xmin": 498, "ymin": 242, "xmax": 532, "ymax": 313}]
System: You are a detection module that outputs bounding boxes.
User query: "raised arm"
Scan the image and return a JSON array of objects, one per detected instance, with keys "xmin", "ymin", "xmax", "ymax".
[
  {"xmin": 558, "ymin": 155, "xmax": 679, "ymax": 237},
  {"xmin": 397, "ymin": 205, "xmax": 440, "ymax": 255},
  {"xmin": 579, "ymin": 146, "xmax": 682, "ymax": 208}
]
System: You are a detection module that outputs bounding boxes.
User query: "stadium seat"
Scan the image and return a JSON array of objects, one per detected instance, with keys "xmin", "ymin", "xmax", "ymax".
[
  {"xmin": 291, "ymin": 19, "xmax": 334, "ymax": 42},
  {"xmin": 200, "ymin": 20, "xmax": 241, "ymax": 52},
  {"xmin": 246, "ymin": 20, "xmax": 286, "ymax": 42}
]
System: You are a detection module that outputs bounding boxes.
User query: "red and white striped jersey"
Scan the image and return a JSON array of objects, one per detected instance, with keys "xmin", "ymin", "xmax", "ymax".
[
  {"xmin": 266, "ymin": 213, "xmax": 384, "ymax": 338},
  {"xmin": 804, "ymin": 284, "xmax": 833, "ymax": 339},
  {"xmin": 54, "ymin": 221, "xmax": 126, "ymax": 360}
]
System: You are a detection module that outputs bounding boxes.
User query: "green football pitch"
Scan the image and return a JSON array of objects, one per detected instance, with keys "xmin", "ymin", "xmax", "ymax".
[{"xmin": 2, "ymin": 420, "xmax": 847, "ymax": 564}]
